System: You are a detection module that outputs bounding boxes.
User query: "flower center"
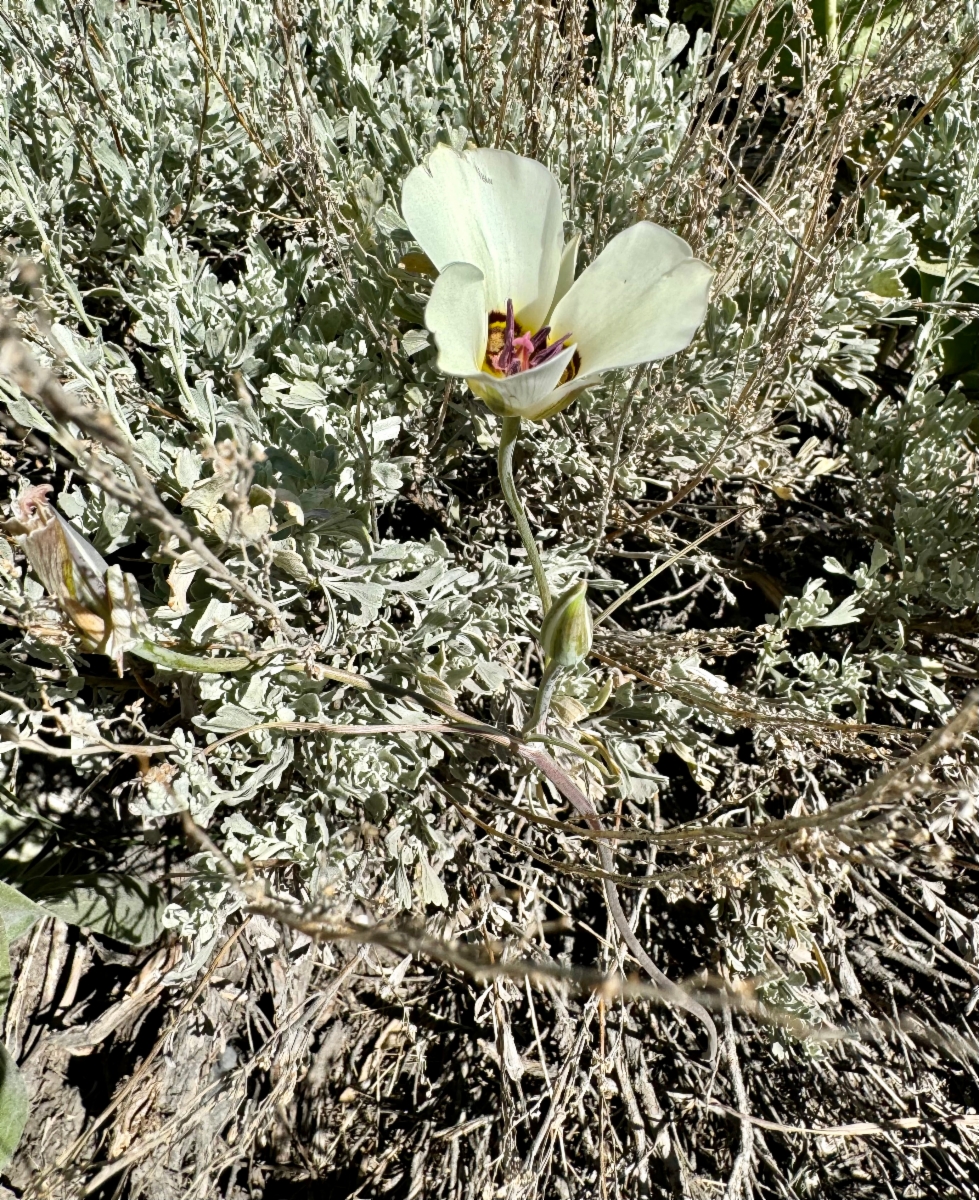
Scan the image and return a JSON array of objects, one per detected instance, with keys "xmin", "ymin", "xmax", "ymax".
[{"xmin": 484, "ymin": 299, "xmax": 577, "ymax": 381}]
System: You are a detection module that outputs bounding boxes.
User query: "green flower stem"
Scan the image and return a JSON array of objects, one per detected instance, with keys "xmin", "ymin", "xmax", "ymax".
[
  {"xmin": 812, "ymin": 0, "xmax": 843, "ymax": 106},
  {"xmin": 525, "ymin": 657, "xmax": 564, "ymax": 734},
  {"xmin": 131, "ymin": 640, "xmax": 251, "ymax": 674},
  {"xmin": 498, "ymin": 416, "xmax": 552, "ymax": 614},
  {"xmin": 812, "ymin": 0, "xmax": 837, "ymax": 51}
]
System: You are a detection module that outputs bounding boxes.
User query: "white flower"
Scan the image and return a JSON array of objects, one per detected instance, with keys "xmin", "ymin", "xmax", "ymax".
[{"xmin": 401, "ymin": 145, "xmax": 714, "ymax": 422}]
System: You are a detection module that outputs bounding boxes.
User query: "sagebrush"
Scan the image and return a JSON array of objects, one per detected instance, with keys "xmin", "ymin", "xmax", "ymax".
[{"xmin": 2, "ymin": 0, "xmax": 979, "ymax": 1195}]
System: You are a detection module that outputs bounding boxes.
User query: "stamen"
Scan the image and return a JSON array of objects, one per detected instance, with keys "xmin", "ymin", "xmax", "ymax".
[
  {"xmin": 483, "ymin": 298, "xmax": 577, "ymax": 381},
  {"xmin": 503, "ymin": 300, "xmax": 516, "ymax": 371},
  {"xmin": 531, "ymin": 333, "xmax": 571, "ymax": 368}
]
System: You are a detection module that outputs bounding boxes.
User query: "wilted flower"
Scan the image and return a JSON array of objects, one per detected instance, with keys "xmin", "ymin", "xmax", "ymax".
[
  {"xmin": 401, "ymin": 145, "xmax": 713, "ymax": 422},
  {"xmin": 4, "ymin": 485, "xmax": 144, "ymax": 672},
  {"xmin": 540, "ymin": 579, "xmax": 593, "ymax": 667},
  {"xmin": 6, "ymin": 487, "xmax": 259, "ymax": 676}
]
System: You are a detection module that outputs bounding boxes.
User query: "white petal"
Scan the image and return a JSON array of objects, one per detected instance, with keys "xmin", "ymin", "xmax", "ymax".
[
  {"xmin": 549, "ymin": 232, "xmax": 580, "ymax": 315},
  {"xmin": 402, "ymin": 145, "xmax": 564, "ymax": 329},
  {"xmin": 549, "ymin": 222, "xmax": 713, "ymax": 375},
  {"xmin": 467, "ymin": 343, "xmax": 577, "ymax": 421},
  {"xmin": 55, "ymin": 511, "xmax": 109, "ymax": 586},
  {"xmin": 526, "ymin": 370, "xmax": 602, "ymax": 421},
  {"xmin": 424, "ymin": 261, "xmax": 487, "ymax": 376}
]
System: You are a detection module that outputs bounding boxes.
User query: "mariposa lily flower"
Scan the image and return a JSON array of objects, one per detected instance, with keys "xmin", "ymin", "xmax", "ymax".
[{"xmin": 401, "ymin": 145, "xmax": 713, "ymax": 422}]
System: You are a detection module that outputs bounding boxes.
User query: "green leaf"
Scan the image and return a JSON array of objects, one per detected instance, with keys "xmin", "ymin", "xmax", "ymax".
[
  {"xmin": 817, "ymin": 594, "xmax": 865, "ymax": 627},
  {"xmin": 0, "ymin": 881, "xmax": 43, "ymax": 944},
  {"xmin": 204, "ymin": 702, "xmax": 261, "ymax": 733},
  {"xmin": 400, "ymin": 329, "xmax": 430, "ymax": 356},
  {"xmin": 0, "ymin": 1041, "xmax": 28, "ymax": 1170},
  {"xmin": 130, "ymin": 640, "xmax": 251, "ymax": 674},
  {"xmin": 867, "ymin": 269, "xmax": 903, "ymax": 298},
  {"xmin": 415, "ymin": 854, "xmax": 448, "ymax": 908},
  {"xmin": 30, "ymin": 874, "xmax": 164, "ymax": 948},
  {"xmin": 1, "ymin": 393, "xmax": 56, "ymax": 434},
  {"xmin": 0, "ymin": 918, "xmax": 10, "ymax": 1024}
]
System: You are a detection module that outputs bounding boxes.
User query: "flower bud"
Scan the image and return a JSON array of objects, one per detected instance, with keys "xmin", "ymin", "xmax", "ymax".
[{"xmin": 539, "ymin": 579, "xmax": 592, "ymax": 667}]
